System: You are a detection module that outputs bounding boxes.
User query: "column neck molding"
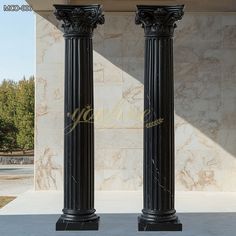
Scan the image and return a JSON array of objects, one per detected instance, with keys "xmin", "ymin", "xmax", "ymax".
[
  {"xmin": 54, "ymin": 5, "xmax": 105, "ymax": 37},
  {"xmin": 135, "ymin": 5, "xmax": 184, "ymax": 37}
]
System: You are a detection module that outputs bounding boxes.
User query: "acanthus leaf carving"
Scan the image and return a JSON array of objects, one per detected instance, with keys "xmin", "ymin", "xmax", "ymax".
[
  {"xmin": 54, "ymin": 5, "xmax": 105, "ymax": 36},
  {"xmin": 135, "ymin": 5, "xmax": 184, "ymax": 37}
]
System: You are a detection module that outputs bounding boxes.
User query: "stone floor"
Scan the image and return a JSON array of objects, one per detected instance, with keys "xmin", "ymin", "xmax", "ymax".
[
  {"xmin": 0, "ymin": 165, "xmax": 33, "ymax": 196},
  {"xmin": 1, "ymin": 191, "xmax": 236, "ymax": 215},
  {"xmin": 0, "ymin": 191, "xmax": 236, "ymax": 235},
  {"xmin": 0, "ymin": 213, "xmax": 235, "ymax": 236}
]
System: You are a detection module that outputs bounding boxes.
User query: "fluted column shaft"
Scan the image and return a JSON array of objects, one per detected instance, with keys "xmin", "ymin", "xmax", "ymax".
[
  {"xmin": 144, "ymin": 37, "xmax": 175, "ymax": 214},
  {"xmin": 54, "ymin": 4, "xmax": 104, "ymax": 231},
  {"xmin": 64, "ymin": 36, "xmax": 94, "ymax": 215},
  {"xmin": 136, "ymin": 5, "xmax": 184, "ymax": 231}
]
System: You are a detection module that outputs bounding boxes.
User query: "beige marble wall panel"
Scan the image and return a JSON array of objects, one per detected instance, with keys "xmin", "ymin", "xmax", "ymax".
[{"xmin": 35, "ymin": 13, "xmax": 236, "ymax": 191}]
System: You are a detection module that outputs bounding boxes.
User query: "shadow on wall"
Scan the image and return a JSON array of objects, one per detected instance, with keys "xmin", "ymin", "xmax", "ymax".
[{"xmin": 93, "ymin": 13, "xmax": 236, "ymax": 158}]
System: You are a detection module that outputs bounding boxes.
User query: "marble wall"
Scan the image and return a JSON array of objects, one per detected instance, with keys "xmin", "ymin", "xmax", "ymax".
[{"xmin": 35, "ymin": 12, "xmax": 236, "ymax": 191}]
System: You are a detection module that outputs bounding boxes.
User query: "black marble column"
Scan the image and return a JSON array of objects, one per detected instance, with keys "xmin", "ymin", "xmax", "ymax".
[
  {"xmin": 54, "ymin": 5, "xmax": 104, "ymax": 231},
  {"xmin": 135, "ymin": 5, "xmax": 184, "ymax": 231}
]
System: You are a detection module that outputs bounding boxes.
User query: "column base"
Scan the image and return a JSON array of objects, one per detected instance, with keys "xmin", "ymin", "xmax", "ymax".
[
  {"xmin": 138, "ymin": 217, "xmax": 182, "ymax": 231},
  {"xmin": 56, "ymin": 216, "xmax": 99, "ymax": 231}
]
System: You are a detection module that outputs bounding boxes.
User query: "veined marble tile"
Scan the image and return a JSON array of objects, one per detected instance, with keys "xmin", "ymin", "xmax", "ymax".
[
  {"xmin": 36, "ymin": 17, "xmax": 63, "ymax": 64},
  {"xmin": 222, "ymin": 25, "xmax": 236, "ymax": 48},
  {"xmin": 95, "ymin": 169, "xmax": 142, "ymax": 190},
  {"xmin": 36, "ymin": 111, "xmax": 63, "ymax": 131},
  {"xmin": 95, "ymin": 129, "xmax": 142, "ymax": 149},
  {"xmin": 174, "ymin": 14, "xmax": 222, "ymax": 47},
  {"xmin": 35, "ymin": 147, "xmax": 63, "ymax": 190},
  {"xmin": 95, "ymin": 148, "xmax": 142, "ymax": 172},
  {"xmin": 95, "ymin": 149, "xmax": 126, "ymax": 170},
  {"xmin": 176, "ymin": 148, "xmax": 222, "ymax": 191}
]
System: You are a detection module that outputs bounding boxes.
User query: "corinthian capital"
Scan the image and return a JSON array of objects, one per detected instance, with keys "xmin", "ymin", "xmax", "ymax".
[
  {"xmin": 135, "ymin": 5, "xmax": 184, "ymax": 37},
  {"xmin": 54, "ymin": 5, "xmax": 105, "ymax": 37}
]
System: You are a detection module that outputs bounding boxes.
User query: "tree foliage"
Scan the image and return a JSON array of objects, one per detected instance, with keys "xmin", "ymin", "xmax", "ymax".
[
  {"xmin": 0, "ymin": 77, "xmax": 35, "ymax": 152},
  {"xmin": 0, "ymin": 117, "xmax": 18, "ymax": 151}
]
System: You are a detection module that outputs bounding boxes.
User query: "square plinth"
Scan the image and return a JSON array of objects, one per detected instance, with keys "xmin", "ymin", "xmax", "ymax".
[
  {"xmin": 138, "ymin": 217, "xmax": 182, "ymax": 231},
  {"xmin": 56, "ymin": 217, "xmax": 99, "ymax": 231}
]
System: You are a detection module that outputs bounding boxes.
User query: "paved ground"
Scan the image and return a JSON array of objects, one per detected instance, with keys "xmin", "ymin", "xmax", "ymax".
[
  {"xmin": 0, "ymin": 213, "xmax": 235, "ymax": 236},
  {"xmin": 0, "ymin": 165, "xmax": 34, "ymax": 196},
  {"xmin": 1, "ymin": 191, "xmax": 236, "ymax": 215},
  {"xmin": 0, "ymin": 165, "xmax": 34, "ymax": 175}
]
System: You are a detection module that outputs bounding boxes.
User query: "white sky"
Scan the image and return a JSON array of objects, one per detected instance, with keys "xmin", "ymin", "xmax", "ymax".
[{"xmin": 0, "ymin": 0, "xmax": 35, "ymax": 82}]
